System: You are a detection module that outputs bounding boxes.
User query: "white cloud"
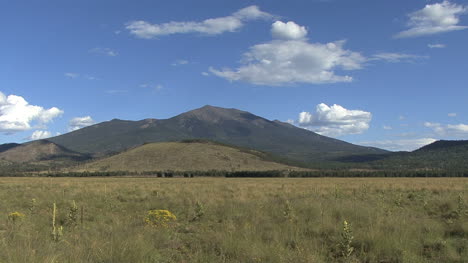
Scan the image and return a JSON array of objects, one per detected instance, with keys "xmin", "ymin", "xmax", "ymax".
[
  {"xmin": 154, "ymin": 84, "xmax": 163, "ymax": 91},
  {"xmin": 424, "ymin": 122, "xmax": 468, "ymax": 137},
  {"xmin": 210, "ymin": 20, "xmax": 365, "ymax": 86},
  {"xmin": 448, "ymin": 112, "xmax": 457, "ymax": 117},
  {"xmin": 383, "ymin": 125, "xmax": 393, "ymax": 130},
  {"xmin": 171, "ymin": 59, "xmax": 189, "ymax": 66},
  {"xmin": 233, "ymin": 5, "xmax": 272, "ymax": 20},
  {"xmin": 84, "ymin": 75, "xmax": 99, "ymax": 81},
  {"xmin": 65, "ymin": 73, "xmax": 79, "ymax": 79},
  {"xmin": 69, "ymin": 116, "xmax": 95, "ymax": 131},
  {"xmin": 271, "ymin": 21, "xmax": 307, "ymax": 40},
  {"xmin": 140, "ymin": 83, "xmax": 163, "ymax": 91},
  {"xmin": 371, "ymin": 52, "xmax": 428, "ymax": 63},
  {"xmin": 359, "ymin": 138, "xmax": 437, "ymax": 151},
  {"xmin": 126, "ymin": 5, "xmax": 272, "ymax": 39},
  {"xmin": 428, "ymin": 43, "xmax": 446, "ymax": 48},
  {"xmin": 395, "ymin": 1, "xmax": 468, "ymax": 38},
  {"xmin": 0, "ymin": 92, "xmax": 63, "ymax": 134},
  {"xmin": 37, "ymin": 107, "xmax": 63, "ymax": 124},
  {"xmin": 89, "ymin": 47, "xmax": 118, "ymax": 57},
  {"xmin": 105, "ymin": 89, "xmax": 128, "ymax": 94},
  {"xmin": 29, "ymin": 130, "xmax": 52, "ymax": 140},
  {"xmin": 295, "ymin": 103, "xmax": 372, "ymax": 137},
  {"xmin": 65, "ymin": 73, "xmax": 98, "ymax": 80}
]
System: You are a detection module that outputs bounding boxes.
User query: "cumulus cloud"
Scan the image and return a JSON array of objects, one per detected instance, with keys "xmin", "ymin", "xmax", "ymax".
[
  {"xmin": 424, "ymin": 122, "xmax": 468, "ymax": 137},
  {"xmin": 89, "ymin": 47, "xmax": 118, "ymax": 57},
  {"xmin": 69, "ymin": 116, "xmax": 95, "ymax": 131},
  {"xmin": 395, "ymin": 1, "xmax": 468, "ymax": 38},
  {"xmin": 358, "ymin": 138, "xmax": 437, "ymax": 151},
  {"xmin": 371, "ymin": 52, "xmax": 428, "ymax": 63},
  {"xmin": 210, "ymin": 20, "xmax": 365, "ymax": 86},
  {"xmin": 126, "ymin": 5, "xmax": 272, "ymax": 39},
  {"xmin": 0, "ymin": 92, "xmax": 63, "ymax": 134},
  {"xmin": 428, "ymin": 43, "xmax": 446, "ymax": 48},
  {"xmin": 28, "ymin": 130, "xmax": 52, "ymax": 140},
  {"xmin": 383, "ymin": 125, "xmax": 393, "ymax": 130},
  {"xmin": 271, "ymin": 21, "xmax": 307, "ymax": 40},
  {"xmin": 294, "ymin": 103, "xmax": 372, "ymax": 137}
]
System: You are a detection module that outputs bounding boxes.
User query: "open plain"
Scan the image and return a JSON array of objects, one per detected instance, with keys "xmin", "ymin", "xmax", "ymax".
[{"xmin": 0, "ymin": 177, "xmax": 467, "ymax": 262}]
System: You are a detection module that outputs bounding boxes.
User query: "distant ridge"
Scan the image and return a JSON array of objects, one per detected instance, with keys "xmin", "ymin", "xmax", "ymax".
[
  {"xmin": 416, "ymin": 140, "xmax": 468, "ymax": 152},
  {"xmin": 48, "ymin": 105, "xmax": 387, "ymax": 163},
  {"xmin": 370, "ymin": 140, "xmax": 468, "ymax": 170}
]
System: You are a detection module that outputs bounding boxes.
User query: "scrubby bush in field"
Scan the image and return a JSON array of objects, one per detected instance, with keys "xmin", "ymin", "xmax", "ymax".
[
  {"xmin": 28, "ymin": 198, "xmax": 36, "ymax": 215},
  {"xmin": 283, "ymin": 200, "xmax": 296, "ymax": 222},
  {"xmin": 68, "ymin": 200, "xmax": 79, "ymax": 227},
  {"xmin": 190, "ymin": 201, "xmax": 204, "ymax": 222},
  {"xmin": 339, "ymin": 220, "xmax": 354, "ymax": 259},
  {"xmin": 51, "ymin": 203, "xmax": 63, "ymax": 242}
]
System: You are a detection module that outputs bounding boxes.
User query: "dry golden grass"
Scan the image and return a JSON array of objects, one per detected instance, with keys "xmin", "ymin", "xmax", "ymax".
[{"xmin": 0, "ymin": 177, "xmax": 467, "ymax": 262}]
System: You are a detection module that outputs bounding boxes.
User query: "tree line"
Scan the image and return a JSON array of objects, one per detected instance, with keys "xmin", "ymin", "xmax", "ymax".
[{"xmin": 1, "ymin": 169, "xmax": 467, "ymax": 177}]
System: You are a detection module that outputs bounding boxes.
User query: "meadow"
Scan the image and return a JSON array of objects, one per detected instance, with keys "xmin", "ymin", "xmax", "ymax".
[{"xmin": 0, "ymin": 177, "xmax": 467, "ymax": 262}]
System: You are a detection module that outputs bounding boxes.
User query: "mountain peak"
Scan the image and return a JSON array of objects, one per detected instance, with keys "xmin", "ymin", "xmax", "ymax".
[
  {"xmin": 178, "ymin": 105, "xmax": 250, "ymax": 123},
  {"xmin": 200, "ymin": 104, "xmax": 218, "ymax": 109},
  {"xmin": 197, "ymin": 105, "xmax": 240, "ymax": 113}
]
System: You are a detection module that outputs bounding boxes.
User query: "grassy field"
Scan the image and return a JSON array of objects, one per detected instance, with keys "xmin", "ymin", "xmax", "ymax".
[{"xmin": 0, "ymin": 177, "xmax": 467, "ymax": 262}]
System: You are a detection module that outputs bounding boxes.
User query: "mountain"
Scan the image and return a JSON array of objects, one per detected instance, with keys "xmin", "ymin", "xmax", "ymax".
[
  {"xmin": 48, "ymin": 105, "xmax": 387, "ymax": 163},
  {"xmin": 369, "ymin": 140, "xmax": 468, "ymax": 170},
  {"xmin": 74, "ymin": 140, "xmax": 303, "ymax": 172},
  {"xmin": 0, "ymin": 140, "xmax": 89, "ymax": 164},
  {"xmin": 0, "ymin": 143, "xmax": 20, "ymax": 153}
]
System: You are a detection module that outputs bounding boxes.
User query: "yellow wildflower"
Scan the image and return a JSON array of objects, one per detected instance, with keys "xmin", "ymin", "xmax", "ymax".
[
  {"xmin": 8, "ymin": 212, "xmax": 25, "ymax": 222},
  {"xmin": 145, "ymin": 209, "xmax": 177, "ymax": 228}
]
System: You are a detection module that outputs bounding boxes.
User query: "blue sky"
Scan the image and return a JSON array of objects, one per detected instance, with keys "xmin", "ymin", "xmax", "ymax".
[{"xmin": 1, "ymin": 0, "xmax": 467, "ymax": 151}]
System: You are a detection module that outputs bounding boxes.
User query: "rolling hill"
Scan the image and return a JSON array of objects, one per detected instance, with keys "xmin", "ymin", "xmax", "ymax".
[
  {"xmin": 369, "ymin": 140, "xmax": 468, "ymax": 170},
  {"xmin": 0, "ymin": 140, "xmax": 89, "ymax": 164},
  {"xmin": 48, "ymin": 105, "xmax": 387, "ymax": 163},
  {"xmin": 74, "ymin": 140, "xmax": 304, "ymax": 172}
]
